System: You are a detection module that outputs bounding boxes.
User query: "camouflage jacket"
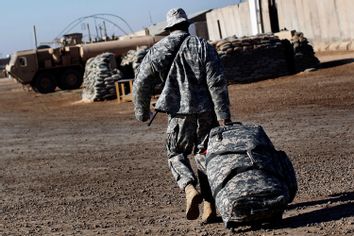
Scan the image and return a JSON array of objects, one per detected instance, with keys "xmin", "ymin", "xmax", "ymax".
[{"xmin": 133, "ymin": 30, "xmax": 231, "ymax": 121}]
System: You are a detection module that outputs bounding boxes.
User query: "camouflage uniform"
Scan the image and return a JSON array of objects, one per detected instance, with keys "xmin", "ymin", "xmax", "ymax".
[
  {"xmin": 133, "ymin": 30, "xmax": 231, "ymax": 195},
  {"xmin": 206, "ymin": 123, "xmax": 298, "ymax": 227}
]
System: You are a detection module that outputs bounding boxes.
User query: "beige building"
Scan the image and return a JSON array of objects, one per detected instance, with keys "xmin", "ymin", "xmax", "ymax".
[{"xmin": 206, "ymin": 0, "xmax": 354, "ymax": 50}]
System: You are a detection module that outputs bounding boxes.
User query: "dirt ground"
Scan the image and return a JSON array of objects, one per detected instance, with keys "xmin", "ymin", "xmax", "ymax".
[{"xmin": 1, "ymin": 51, "xmax": 354, "ymax": 236}]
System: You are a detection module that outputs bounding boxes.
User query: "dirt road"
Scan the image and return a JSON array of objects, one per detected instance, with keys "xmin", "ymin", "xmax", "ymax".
[{"xmin": 1, "ymin": 52, "xmax": 354, "ymax": 235}]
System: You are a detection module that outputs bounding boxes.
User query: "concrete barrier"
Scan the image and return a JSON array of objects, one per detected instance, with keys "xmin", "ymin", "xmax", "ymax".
[
  {"xmin": 207, "ymin": 0, "xmax": 354, "ymax": 51},
  {"xmin": 276, "ymin": 0, "xmax": 354, "ymax": 48}
]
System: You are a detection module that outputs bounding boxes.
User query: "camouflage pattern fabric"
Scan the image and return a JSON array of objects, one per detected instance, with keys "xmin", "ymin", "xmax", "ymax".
[
  {"xmin": 194, "ymin": 153, "xmax": 214, "ymax": 202},
  {"xmin": 133, "ymin": 30, "xmax": 230, "ymax": 122},
  {"xmin": 166, "ymin": 111, "xmax": 218, "ymax": 190},
  {"xmin": 206, "ymin": 123, "xmax": 298, "ymax": 228}
]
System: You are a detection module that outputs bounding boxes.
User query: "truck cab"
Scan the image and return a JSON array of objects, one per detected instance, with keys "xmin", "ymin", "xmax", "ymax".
[
  {"xmin": 6, "ymin": 47, "xmax": 84, "ymax": 93},
  {"xmin": 6, "ymin": 50, "xmax": 38, "ymax": 84}
]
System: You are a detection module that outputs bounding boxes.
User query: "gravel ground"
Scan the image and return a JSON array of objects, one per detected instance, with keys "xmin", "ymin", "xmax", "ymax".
[{"xmin": 0, "ymin": 51, "xmax": 354, "ymax": 235}]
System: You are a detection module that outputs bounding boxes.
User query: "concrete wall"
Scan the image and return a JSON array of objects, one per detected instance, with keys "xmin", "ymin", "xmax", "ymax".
[
  {"xmin": 276, "ymin": 0, "xmax": 354, "ymax": 48},
  {"xmin": 207, "ymin": 0, "xmax": 354, "ymax": 50},
  {"xmin": 191, "ymin": 22, "xmax": 209, "ymax": 40},
  {"xmin": 207, "ymin": 1, "xmax": 276, "ymax": 40},
  {"xmin": 260, "ymin": 0, "xmax": 272, "ymax": 33},
  {"xmin": 206, "ymin": 3, "xmax": 253, "ymax": 40}
]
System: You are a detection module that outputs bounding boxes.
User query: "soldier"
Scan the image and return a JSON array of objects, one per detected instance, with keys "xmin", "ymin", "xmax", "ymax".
[{"xmin": 133, "ymin": 8, "xmax": 231, "ymax": 223}]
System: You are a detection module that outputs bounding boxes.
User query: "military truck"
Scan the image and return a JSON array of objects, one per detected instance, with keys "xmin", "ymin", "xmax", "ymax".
[
  {"xmin": 0, "ymin": 57, "xmax": 10, "ymax": 78},
  {"xmin": 6, "ymin": 34, "xmax": 162, "ymax": 93}
]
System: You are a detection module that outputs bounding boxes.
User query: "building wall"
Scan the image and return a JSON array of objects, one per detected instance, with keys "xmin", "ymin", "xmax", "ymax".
[
  {"xmin": 206, "ymin": 1, "xmax": 274, "ymax": 40},
  {"xmin": 191, "ymin": 22, "xmax": 209, "ymax": 40},
  {"xmin": 260, "ymin": 0, "xmax": 272, "ymax": 33},
  {"xmin": 206, "ymin": 3, "xmax": 253, "ymax": 40},
  {"xmin": 276, "ymin": 0, "xmax": 354, "ymax": 44},
  {"xmin": 207, "ymin": 0, "xmax": 354, "ymax": 50}
]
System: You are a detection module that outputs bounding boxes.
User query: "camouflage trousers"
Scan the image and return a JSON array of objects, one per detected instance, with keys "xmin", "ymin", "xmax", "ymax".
[{"xmin": 166, "ymin": 111, "xmax": 218, "ymax": 202}]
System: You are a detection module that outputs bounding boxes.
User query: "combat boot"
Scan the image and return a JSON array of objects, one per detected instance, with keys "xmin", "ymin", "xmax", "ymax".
[
  {"xmin": 201, "ymin": 201, "xmax": 217, "ymax": 224},
  {"xmin": 185, "ymin": 184, "xmax": 202, "ymax": 220}
]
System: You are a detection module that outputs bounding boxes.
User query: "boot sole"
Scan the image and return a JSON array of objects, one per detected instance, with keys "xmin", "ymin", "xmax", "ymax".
[{"xmin": 186, "ymin": 193, "xmax": 203, "ymax": 220}]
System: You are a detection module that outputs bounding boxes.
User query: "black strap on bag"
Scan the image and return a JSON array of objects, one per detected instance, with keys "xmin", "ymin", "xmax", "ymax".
[{"xmin": 147, "ymin": 111, "xmax": 159, "ymax": 126}]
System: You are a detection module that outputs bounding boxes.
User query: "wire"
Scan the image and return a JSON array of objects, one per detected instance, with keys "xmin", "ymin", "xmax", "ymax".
[{"xmin": 54, "ymin": 13, "xmax": 134, "ymax": 42}]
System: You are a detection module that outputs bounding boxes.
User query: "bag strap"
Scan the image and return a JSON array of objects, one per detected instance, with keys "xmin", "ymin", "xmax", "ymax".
[
  {"xmin": 166, "ymin": 34, "xmax": 189, "ymax": 77},
  {"xmin": 148, "ymin": 34, "xmax": 189, "ymax": 124}
]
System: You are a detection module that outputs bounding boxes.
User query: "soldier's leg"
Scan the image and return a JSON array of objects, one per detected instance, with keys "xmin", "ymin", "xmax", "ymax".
[
  {"xmin": 194, "ymin": 111, "xmax": 218, "ymax": 199},
  {"xmin": 195, "ymin": 154, "xmax": 217, "ymax": 224},
  {"xmin": 194, "ymin": 154, "xmax": 213, "ymax": 202},
  {"xmin": 166, "ymin": 114, "xmax": 198, "ymax": 190},
  {"xmin": 166, "ymin": 114, "xmax": 202, "ymax": 220},
  {"xmin": 194, "ymin": 111, "xmax": 219, "ymax": 223}
]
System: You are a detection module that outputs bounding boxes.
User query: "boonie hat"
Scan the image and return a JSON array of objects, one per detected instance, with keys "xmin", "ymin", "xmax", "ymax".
[{"xmin": 164, "ymin": 8, "xmax": 190, "ymax": 30}]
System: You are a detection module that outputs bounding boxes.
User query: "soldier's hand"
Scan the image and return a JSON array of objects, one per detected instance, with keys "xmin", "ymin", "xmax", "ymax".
[
  {"xmin": 218, "ymin": 119, "xmax": 232, "ymax": 127},
  {"xmin": 140, "ymin": 111, "xmax": 153, "ymax": 122}
]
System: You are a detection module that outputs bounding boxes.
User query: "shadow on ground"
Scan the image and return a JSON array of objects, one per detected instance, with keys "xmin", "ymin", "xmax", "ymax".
[
  {"xmin": 226, "ymin": 192, "xmax": 354, "ymax": 234},
  {"xmin": 319, "ymin": 58, "xmax": 354, "ymax": 69},
  {"xmin": 282, "ymin": 202, "xmax": 354, "ymax": 228},
  {"xmin": 281, "ymin": 192, "xmax": 354, "ymax": 228},
  {"xmin": 288, "ymin": 192, "xmax": 354, "ymax": 210}
]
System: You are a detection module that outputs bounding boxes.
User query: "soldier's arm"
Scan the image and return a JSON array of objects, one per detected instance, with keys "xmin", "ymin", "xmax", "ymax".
[
  {"xmin": 133, "ymin": 52, "xmax": 159, "ymax": 122},
  {"xmin": 205, "ymin": 43, "xmax": 231, "ymax": 121}
]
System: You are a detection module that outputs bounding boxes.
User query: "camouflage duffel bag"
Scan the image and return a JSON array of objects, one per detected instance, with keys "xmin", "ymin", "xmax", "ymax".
[{"xmin": 206, "ymin": 122, "xmax": 297, "ymax": 228}]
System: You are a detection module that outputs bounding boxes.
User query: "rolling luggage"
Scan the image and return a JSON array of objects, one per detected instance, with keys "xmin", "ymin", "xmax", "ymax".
[{"xmin": 206, "ymin": 122, "xmax": 297, "ymax": 228}]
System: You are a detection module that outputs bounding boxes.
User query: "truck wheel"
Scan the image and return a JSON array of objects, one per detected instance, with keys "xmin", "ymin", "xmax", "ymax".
[
  {"xmin": 31, "ymin": 72, "xmax": 57, "ymax": 93},
  {"xmin": 58, "ymin": 69, "xmax": 83, "ymax": 90}
]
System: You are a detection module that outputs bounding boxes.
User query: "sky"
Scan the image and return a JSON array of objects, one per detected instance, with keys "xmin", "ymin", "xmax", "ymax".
[{"xmin": 0, "ymin": 0, "xmax": 240, "ymax": 57}]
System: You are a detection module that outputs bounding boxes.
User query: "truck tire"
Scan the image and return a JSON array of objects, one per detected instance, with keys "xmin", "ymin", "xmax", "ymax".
[
  {"xmin": 58, "ymin": 69, "xmax": 83, "ymax": 90},
  {"xmin": 31, "ymin": 72, "xmax": 57, "ymax": 93}
]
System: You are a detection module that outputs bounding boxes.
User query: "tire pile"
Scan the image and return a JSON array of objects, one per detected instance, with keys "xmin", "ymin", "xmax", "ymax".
[
  {"xmin": 81, "ymin": 53, "xmax": 123, "ymax": 101},
  {"xmin": 211, "ymin": 34, "xmax": 290, "ymax": 83},
  {"xmin": 291, "ymin": 31, "xmax": 320, "ymax": 72}
]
